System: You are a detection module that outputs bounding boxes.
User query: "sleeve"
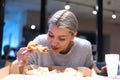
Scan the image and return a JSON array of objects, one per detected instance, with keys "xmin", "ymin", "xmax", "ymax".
[
  {"xmin": 26, "ymin": 53, "xmax": 38, "ymax": 65},
  {"xmin": 84, "ymin": 41, "xmax": 94, "ymax": 68},
  {"xmin": 33, "ymin": 34, "xmax": 48, "ymax": 46}
]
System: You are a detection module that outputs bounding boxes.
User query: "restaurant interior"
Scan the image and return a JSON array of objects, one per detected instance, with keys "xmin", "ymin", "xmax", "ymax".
[{"xmin": 0, "ymin": 0, "xmax": 120, "ymax": 69}]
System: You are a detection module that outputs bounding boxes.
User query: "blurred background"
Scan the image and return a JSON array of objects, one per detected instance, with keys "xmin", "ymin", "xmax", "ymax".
[{"xmin": 0, "ymin": 0, "xmax": 120, "ymax": 65}]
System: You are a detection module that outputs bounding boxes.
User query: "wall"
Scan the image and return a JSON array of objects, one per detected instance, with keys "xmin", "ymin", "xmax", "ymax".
[
  {"xmin": 26, "ymin": 10, "xmax": 40, "ymax": 26},
  {"xmin": 77, "ymin": 17, "xmax": 120, "ymax": 54},
  {"xmin": 2, "ymin": 11, "xmax": 26, "ymax": 56},
  {"xmin": 103, "ymin": 23, "xmax": 120, "ymax": 53}
]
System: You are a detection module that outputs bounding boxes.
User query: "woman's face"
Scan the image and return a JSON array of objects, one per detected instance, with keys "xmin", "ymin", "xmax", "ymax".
[{"xmin": 47, "ymin": 24, "xmax": 76, "ymax": 53}]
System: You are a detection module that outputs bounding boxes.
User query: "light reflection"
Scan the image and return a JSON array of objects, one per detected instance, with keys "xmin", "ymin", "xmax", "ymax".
[{"xmin": 2, "ymin": 12, "xmax": 22, "ymax": 57}]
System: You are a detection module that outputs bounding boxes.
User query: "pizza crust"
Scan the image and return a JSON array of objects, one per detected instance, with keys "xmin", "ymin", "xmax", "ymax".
[{"xmin": 27, "ymin": 41, "xmax": 48, "ymax": 53}]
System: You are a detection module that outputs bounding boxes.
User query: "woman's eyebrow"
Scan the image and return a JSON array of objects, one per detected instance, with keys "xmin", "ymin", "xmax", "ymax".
[
  {"xmin": 59, "ymin": 35, "xmax": 68, "ymax": 37},
  {"xmin": 48, "ymin": 31, "xmax": 53, "ymax": 34}
]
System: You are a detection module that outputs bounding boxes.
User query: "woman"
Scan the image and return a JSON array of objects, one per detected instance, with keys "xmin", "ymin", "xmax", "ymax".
[{"xmin": 13, "ymin": 9, "xmax": 106, "ymax": 75}]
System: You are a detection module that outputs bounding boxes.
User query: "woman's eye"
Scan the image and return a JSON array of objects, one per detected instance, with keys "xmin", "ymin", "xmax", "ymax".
[
  {"xmin": 59, "ymin": 38, "xmax": 65, "ymax": 41},
  {"xmin": 48, "ymin": 34, "xmax": 54, "ymax": 38}
]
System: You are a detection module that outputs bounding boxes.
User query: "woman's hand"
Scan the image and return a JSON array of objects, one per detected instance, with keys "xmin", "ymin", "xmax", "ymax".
[
  {"xmin": 79, "ymin": 67, "xmax": 92, "ymax": 77},
  {"xmin": 92, "ymin": 64, "xmax": 107, "ymax": 75},
  {"xmin": 12, "ymin": 41, "xmax": 49, "ymax": 66},
  {"xmin": 12, "ymin": 47, "xmax": 32, "ymax": 66},
  {"xmin": 100, "ymin": 66, "xmax": 107, "ymax": 74}
]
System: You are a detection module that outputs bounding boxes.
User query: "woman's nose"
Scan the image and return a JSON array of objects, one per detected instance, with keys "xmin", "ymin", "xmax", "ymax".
[{"xmin": 51, "ymin": 39, "xmax": 58, "ymax": 46}]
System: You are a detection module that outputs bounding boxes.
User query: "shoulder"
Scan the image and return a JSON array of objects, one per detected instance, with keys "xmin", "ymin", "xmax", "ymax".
[
  {"xmin": 74, "ymin": 37, "xmax": 91, "ymax": 47},
  {"xmin": 73, "ymin": 37, "xmax": 93, "ymax": 58},
  {"xmin": 34, "ymin": 34, "xmax": 47, "ymax": 39},
  {"xmin": 33, "ymin": 34, "xmax": 47, "ymax": 41},
  {"xmin": 33, "ymin": 34, "xmax": 48, "ymax": 45},
  {"xmin": 74, "ymin": 37, "xmax": 92, "ymax": 50}
]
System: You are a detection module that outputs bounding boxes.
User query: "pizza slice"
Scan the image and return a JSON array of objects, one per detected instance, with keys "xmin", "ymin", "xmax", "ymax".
[{"xmin": 27, "ymin": 41, "xmax": 49, "ymax": 53}]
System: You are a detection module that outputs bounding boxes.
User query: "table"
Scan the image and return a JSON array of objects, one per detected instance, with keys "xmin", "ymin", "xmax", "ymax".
[
  {"xmin": 1, "ymin": 66, "xmax": 120, "ymax": 80},
  {"xmin": 1, "ymin": 74, "xmax": 120, "ymax": 80}
]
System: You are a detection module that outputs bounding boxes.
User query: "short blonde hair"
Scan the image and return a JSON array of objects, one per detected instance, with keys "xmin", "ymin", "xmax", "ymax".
[{"xmin": 48, "ymin": 10, "xmax": 78, "ymax": 33}]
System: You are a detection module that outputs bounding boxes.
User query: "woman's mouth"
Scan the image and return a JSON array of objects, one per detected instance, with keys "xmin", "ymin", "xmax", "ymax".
[{"xmin": 51, "ymin": 46, "xmax": 59, "ymax": 51}]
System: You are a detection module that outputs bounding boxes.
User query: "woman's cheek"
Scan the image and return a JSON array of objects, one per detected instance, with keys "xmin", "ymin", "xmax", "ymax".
[{"xmin": 47, "ymin": 37, "xmax": 51, "ymax": 44}]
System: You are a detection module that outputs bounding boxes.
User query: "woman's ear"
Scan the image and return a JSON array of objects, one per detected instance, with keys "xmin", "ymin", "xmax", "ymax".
[
  {"xmin": 71, "ymin": 32, "xmax": 77, "ymax": 41},
  {"xmin": 73, "ymin": 32, "xmax": 77, "ymax": 37}
]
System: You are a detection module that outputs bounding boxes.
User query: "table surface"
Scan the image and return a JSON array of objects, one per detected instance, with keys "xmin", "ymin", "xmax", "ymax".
[
  {"xmin": 1, "ymin": 73, "xmax": 120, "ymax": 80},
  {"xmin": 1, "ymin": 67, "xmax": 120, "ymax": 80}
]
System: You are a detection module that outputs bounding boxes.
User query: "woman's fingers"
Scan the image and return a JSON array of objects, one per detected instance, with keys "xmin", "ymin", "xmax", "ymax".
[
  {"xmin": 16, "ymin": 47, "xmax": 32, "ymax": 64},
  {"xmin": 17, "ymin": 47, "xmax": 27, "ymax": 57},
  {"xmin": 12, "ymin": 48, "xmax": 32, "ymax": 66},
  {"xmin": 101, "ymin": 66, "xmax": 107, "ymax": 74}
]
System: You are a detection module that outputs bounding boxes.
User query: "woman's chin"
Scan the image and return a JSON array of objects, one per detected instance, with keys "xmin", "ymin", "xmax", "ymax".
[{"xmin": 52, "ymin": 49, "xmax": 60, "ymax": 53}]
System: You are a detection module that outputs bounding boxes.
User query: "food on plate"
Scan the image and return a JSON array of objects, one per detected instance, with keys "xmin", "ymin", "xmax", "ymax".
[
  {"xmin": 27, "ymin": 41, "xmax": 49, "ymax": 53},
  {"xmin": 25, "ymin": 67, "xmax": 50, "ymax": 75},
  {"xmin": 25, "ymin": 66, "xmax": 84, "ymax": 77},
  {"xmin": 57, "ymin": 67, "xmax": 83, "ymax": 76}
]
